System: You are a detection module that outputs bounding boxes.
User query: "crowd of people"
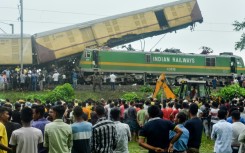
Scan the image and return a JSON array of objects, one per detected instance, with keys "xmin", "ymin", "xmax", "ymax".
[
  {"xmin": 0, "ymin": 66, "xmax": 120, "ymax": 93},
  {"xmin": 0, "ymin": 66, "xmax": 79, "ymax": 91},
  {"xmin": 0, "ymin": 66, "xmax": 245, "ymax": 153},
  {"xmin": 211, "ymin": 73, "xmax": 245, "ymax": 89},
  {"xmin": 0, "ymin": 95, "xmax": 245, "ymax": 153}
]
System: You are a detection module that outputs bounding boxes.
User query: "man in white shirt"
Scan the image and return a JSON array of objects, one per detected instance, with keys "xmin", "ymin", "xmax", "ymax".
[
  {"xmin": 231, "ymin": 110, "xmax": 245, "ymax": 153},
  {"xmin": 110, "ymin": 108, "xmax": 131, "ymax": 153},
  {"xmin": 10, "ymin": 107, "xmax": 43, "ymax": 153},
  {"xmin": 52, "ymin": 71, "xmax": 59, "ymax": 87},
  {"xmin": 109, "ymin": 73, "xmax": 116, "ymax": 91},
  {"xmin": 211, "ymin": 109, "xmax": 232, "ymax": 153}
]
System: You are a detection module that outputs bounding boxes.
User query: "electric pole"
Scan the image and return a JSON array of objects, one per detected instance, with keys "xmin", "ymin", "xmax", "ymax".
[
  {"xmin": 9, "ymin": 24, "xmax": 14, "ymax": 34},
  {"xmin": 0, "ymin": 22, "xmax": 14, "ymax": 34},
  {"xmin": 20, "ymin": 0, "xmax": 23, "ymax": 73}
]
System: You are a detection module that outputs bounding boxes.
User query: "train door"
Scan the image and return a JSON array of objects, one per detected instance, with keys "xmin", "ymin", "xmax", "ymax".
[
  {"xmin": 230, "ymin": 57, "xmax": 237, "ymax": 73},
  {"xmin": 92, "ymin": 50, "xmax": 99, "ymax": 69}
]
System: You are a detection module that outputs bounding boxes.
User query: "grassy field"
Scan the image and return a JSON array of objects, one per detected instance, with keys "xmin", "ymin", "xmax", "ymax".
[
  {"xmin": 0, "ymin": 86, "xmax": 214, "ymax": 152},
  {"xmin": 128, "ymin": 134, "xmax": 214, "ymax": 153}
]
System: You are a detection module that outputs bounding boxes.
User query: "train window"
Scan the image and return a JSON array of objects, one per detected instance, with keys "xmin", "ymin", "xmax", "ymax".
[
  {"xmin": 146, "ymin": 54, "xmax": 151, "ymax": 63},
  {"xmin": 85, "ymin": 51, "xmax": 91, "ymax": 58},
  {"xmin": 206, "ymin": 57, "xmax": 215, "ymax": 66}
]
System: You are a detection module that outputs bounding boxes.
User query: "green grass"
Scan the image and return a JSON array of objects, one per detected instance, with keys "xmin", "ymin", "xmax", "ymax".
[
  {"xmin": 0, "ymin": 88, "xmax": 150, "ymax": 103},
  {"xmin": 200, "ymin": 135, "xmax": 214, "ymax": 153},
  {"xmin": 129, "ymin": 134, "xmax": 214, "ymax": 153},
  {"xmin": 129, "ymin": 141, "xmax": 148, "ymax": 153}
]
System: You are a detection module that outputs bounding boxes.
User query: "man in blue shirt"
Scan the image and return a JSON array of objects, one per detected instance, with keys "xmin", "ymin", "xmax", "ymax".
[
  {"xmin": 226, "ymin": 108, "xmax": 245, "ymax": 124},
  {"xmin": 31, "ymin": 105, "xmax": 50, "ymax": 153},
  {"xmin": 170, "ymin": 112, "xmax": 189, "ymax": 153},
  {"xmin": 71, "ymin": 106, "xmax": 92, "ymax": 153}
]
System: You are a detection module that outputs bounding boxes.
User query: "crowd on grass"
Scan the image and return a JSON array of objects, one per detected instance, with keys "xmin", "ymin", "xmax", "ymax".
[
  {"xmin": 0, "ymin": 66, "xmax": 123, "ymax": 92},
  {"xmin": 1, "ymin": 96, "xmax": 245, "ymax": 153},
  {"xmin": 0, "ymin": 66, "xmax": 79, "ymax": 91}
]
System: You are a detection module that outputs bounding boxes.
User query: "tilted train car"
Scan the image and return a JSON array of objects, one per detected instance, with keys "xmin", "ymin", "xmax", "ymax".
[
  {"xmin": 80, "ymin": 49, "xmax": 245, "ymax": 84},
  {"xmin": 0, "ymin": 34, "xmax": 33, "ymax": 65},
  {"xmin": 32, "ymin": 0, "xmax": 202, "ymax": 64}
]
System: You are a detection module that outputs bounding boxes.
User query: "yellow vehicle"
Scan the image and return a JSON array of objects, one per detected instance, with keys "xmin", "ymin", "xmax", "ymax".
[
  {"xmin": 152, "ymin": 73, "xmax": 176, "ymax": 99},
  {"xmin": 152, "ymin": 73, "xmax": 210, "ymax": 100}
]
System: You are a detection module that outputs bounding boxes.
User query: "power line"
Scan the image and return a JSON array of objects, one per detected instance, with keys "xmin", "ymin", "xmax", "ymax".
[
  {"xmin": 0, "ymin": 21, "xmax": 12, "ymax": 25},
  {"xmin": 150, "ymin": 34, "xmax": 166, "ymax": 51},
  {"xmin": 0, "ymin": 7, "xmax": 239, "ymax": 27},
  {"xmin": 0, "ymin": 19, "xmax": 76, "ymax": 25},
  {"xmin": 0, "ymin": 7, "xmax": 240, "ymax": 26},
  {"xmin": 0, "ymin": 27, "xmax": 7, "ymax": 34},
  {"xmin": 0, "ymin": 6, "xmax": 108, "ymax": 17},
  {"xmin": 194, "ymin": 29, "xmax": 236, "ymax": 33},
  {"xmin": 205, "ymin": 22, "xmax": 233, "ymax": 25}
]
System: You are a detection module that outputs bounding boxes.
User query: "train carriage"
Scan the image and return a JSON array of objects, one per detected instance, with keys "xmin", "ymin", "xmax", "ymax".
[
  {"xmin": 0, "ymin": 34, "xmax": 33, "ymax": 65},
  {"xmin": 33, "ymin": 0, "xmax": 202, "ymax": 64}
]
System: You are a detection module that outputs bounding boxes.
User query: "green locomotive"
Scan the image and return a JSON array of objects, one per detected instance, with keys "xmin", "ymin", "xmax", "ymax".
[{"xmin": 80, "ymin": 49, "xmax": 245, "ymax": 84}]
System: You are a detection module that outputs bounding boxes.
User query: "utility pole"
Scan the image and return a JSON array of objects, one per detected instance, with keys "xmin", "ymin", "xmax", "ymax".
[
  {"xmin": 0, "ymin": 22, "xmax": 14, "ymax": 34},
  {"xmin": 9, "ymin": 24, "xmax": 14, "ymax": 34},
  {"xmin": 20, "ymin": 0, "xmax": 24, "ymax": 73}
]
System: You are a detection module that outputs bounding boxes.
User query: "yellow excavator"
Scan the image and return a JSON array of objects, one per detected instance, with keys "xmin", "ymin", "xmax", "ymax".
[
  {"xmin": 152, "ymin": 73, "xmax": 176, "ymax": 99},
  {"xmin": 152, "ymin": 73, "xmax": 210, "ymax": 100}
]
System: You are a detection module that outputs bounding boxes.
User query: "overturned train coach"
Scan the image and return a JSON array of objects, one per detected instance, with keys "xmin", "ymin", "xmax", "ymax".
[
  {"xmin": 0, "ymin": 0, "xmax": 202, "ymax": 65},
  {"xmin": 80, "ymin": 49, "xmax": 245, "ymax": 85}
]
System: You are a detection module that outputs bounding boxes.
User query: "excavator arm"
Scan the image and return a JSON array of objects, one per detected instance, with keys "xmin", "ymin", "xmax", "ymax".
[{"xmin": 152, "ymin": 73, "xmax": 176, "ymax": 99}]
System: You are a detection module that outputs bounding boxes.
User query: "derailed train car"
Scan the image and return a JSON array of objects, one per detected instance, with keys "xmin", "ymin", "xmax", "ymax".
[
  {"xmin": 0, "ymin": 35, "xmax": 33, "ymax": 65},
  {"xmin": 80, "ymin": 49, "xmax": 245, "ymax": 84},
  {"xmin": 32, "ymin": 0, "xmax": 203, "ymax": 64}
]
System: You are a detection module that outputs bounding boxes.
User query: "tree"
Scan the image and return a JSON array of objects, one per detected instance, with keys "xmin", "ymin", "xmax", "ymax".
[
  {"xmin": 200, "ymin": 46, "xmax": 213, "ymax": 54},
  {"xmin": 233, "ymin": 19, "xmax": 245, "ymax": 50}
]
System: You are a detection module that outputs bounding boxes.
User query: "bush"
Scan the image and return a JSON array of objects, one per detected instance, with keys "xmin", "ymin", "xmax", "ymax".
[
  {"xmin": 121, "ymin": 92, "xmax": 139, "ymax": 102},
  {"xmin": 24, "ymin": 83, "xmax": 75, "ymax": 103},
  {"xmin": 218, "ymin": 84, "xmax": 245, "ymax": 100},
  {"xmin": 26, "ymin": 94, "xmax": 46, "ymax": 103},
  {"xmin": 46, "ymin": 83, "xmax": 75, "ymax": 102},
  {"xmin": 173, "ymin": 87, "xmax": 180, "ymax": 95},
  {"xmin": 140, "ymin": 85, "xmax": 153, "ymax": 92}
]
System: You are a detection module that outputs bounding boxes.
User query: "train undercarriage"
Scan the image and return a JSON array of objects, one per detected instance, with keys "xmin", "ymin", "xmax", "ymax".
[{"xmin": 80, "ymin": 71, "xmax": 233, "ymax": 87}]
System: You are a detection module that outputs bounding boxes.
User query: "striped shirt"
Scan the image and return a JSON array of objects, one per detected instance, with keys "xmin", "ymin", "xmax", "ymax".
[
  {"xmin": 71, "ymin": 121, "xmax": 92, "ymax": 153},
  {"xmin": 91, "ymin": 117, "xmax": 117, "ymax": 153}
]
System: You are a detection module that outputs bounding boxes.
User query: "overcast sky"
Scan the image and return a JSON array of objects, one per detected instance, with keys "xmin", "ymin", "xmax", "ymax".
[{"xmin": 0, "ymin": 0, "xmax": 244, "ymax": 60}]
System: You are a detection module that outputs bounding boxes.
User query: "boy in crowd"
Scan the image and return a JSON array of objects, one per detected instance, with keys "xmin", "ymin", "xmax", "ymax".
[
  {"xmin": 44, "ymin": 105, "xmax": 73, "ymax": 153},
  {"xmin": 0, "ymin": 107, "xmax": 12, "ymax": 153},
  {"xmin": 170, "ymin": 112, "xmax": 189, "ymax": 153},
  {"xmin": 184, "ymin": 103, "xmax": 203, "ymax": 153},
  {"xmin": 71, "ymin": 106, "xmax": 92, "ymax": 153},
  {"xmin": 139, "ymin": 105, "xmax": 183, "ymax": 153},
  {"xmin": 110, "ymin": 108, "xmax": 131, "ymax": 153},
  {"xmin": 10, "ymin": 107, "xmax": 43, "ymax": 153},
  {"xmin": 211, "ymin": 109, "xmax": 232, "ymax": 153}
]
